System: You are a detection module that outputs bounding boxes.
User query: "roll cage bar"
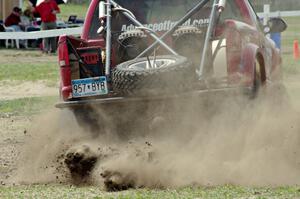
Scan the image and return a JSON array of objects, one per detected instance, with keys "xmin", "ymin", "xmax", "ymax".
[{"xmin": 99, "ymin": 0, "xmax": 226, "ymax": 79}]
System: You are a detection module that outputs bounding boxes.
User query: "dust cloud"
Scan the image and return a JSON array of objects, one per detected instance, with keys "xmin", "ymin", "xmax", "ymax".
[
  {"xmin": 10, "ymin": 109, "xmax": 90, "ymax": 184},
  {"xmin": 10, "ymin": 85, "xmax": 300, "ymax": 190}
]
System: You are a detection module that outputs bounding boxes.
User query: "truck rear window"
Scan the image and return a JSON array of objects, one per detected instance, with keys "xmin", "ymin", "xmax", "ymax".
[{"xmin": 88, "ymin": 0, "xmax": 213, "ymax": 39}]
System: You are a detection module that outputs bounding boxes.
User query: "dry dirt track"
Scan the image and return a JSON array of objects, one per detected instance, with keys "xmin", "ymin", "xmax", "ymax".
[
  {"xmin": 0, "ymin": 50, "xmax": 58, "ymax": 184},
  {"xmin": 0, "ymin": 116, "xmax": 30, "ymax": 185},
  {"xmin": 1, "ymin": 50, "xmax": 300, "ymax": 188},
  {"xmin": 0, "ymin": 81, "xmax": 57, "ymax": 101},
  {"xmin": 0, "ymin": 77, "xmax": 300, "ymax": 188},
  {"xmin": 0, "ymin": 82, "xmax": 57, "ymax": 184}
]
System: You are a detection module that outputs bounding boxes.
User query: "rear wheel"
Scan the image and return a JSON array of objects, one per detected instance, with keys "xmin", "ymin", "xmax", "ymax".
[{"xmin": 249, "ymin": 59, "xmax": 262, "ymax": 98}]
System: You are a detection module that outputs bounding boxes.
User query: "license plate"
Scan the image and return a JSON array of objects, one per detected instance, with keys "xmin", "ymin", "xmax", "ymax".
[{"xmin": 72, "ymin": 76, "xmax": 108, "ymax": 98}]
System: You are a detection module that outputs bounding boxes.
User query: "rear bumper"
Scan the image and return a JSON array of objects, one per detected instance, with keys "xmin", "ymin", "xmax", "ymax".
[{"xmin": 55, "ymin": 86, "xmax": 250, "ymax": 109}]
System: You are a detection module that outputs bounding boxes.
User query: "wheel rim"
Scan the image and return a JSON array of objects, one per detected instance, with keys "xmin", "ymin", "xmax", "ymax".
[{"xmin": 127, "ymin": 58, "xmax": 176, "ymax": 70}]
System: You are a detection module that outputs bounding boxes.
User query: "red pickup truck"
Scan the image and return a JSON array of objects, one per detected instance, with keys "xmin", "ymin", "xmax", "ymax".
[{"xmin": 56, "ymin": 0, "xmax": 286, "ymax": 133}]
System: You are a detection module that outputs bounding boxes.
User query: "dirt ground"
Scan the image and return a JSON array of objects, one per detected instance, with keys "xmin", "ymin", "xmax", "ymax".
[
  {"xmin": 0, "ymin": 116, "xmax": 30, "ymax": 185},
  {"xmin": 0, "ymin": 78, "xmax": 300, "ymax": 189},
  {"xmin": 0, "ymin": 50, "xmax": 56, "ymax": 65},
  {"xmin": 0, "ymin": 50, "xmax": 57, "ymax": 184},
  {"xmin": 0, "ymin": 81, "xmax": 57, "ymax": 100},
  {"xmin": 1, "ymin": 51, "xmax": 300, "ymax": 190}
]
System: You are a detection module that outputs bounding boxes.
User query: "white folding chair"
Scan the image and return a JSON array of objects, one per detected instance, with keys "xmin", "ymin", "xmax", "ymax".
[{"xmin": 4, "ymin": 26, "xmax": 20, "ymax": 49}]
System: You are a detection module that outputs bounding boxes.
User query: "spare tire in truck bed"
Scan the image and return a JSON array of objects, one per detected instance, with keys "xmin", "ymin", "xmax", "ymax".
[{"xmin": 112, "ymin": 55, "xmax": 196, "ymax": 96}]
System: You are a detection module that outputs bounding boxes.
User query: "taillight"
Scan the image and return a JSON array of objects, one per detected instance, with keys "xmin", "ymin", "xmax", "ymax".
[
  {"xmin": 58, "ymin": 35, "xmax": 72, "ymax": 100},
  {"xmin": 58, "ymin": 36, "xmax": 70, "ymax": 67}
]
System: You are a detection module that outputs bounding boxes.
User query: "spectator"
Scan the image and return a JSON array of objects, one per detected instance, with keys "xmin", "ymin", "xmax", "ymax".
[
  {"xmin": 21, "ymin": 9, "xmax": 41, "ymax": 48},
  {"xmin": 4, "ymin": 7, "xmax": 22, "ymax": 32},
  {"xmin": 4, "ymin": 7, "xmax": 27, "ymax": 48},
  {"xmin": 20, "ymin": 9, "xmax": 33, "ymax": 30},
  {"xmin": 32, "ymin": 0, "xmax": 60, "ymax": 53},
  {"xmin": 20, "ymin": 9, "xmax": 40, "ymax": 31}
]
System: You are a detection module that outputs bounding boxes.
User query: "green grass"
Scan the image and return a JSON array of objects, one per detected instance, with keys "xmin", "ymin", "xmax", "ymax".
[
  {"xmin": 0, "ymin": 185, "xmax": 300, "ymax": 199},
  {"xmin": 281, "ymin": 16, "xmax": 300, "ymax": 52},
  {"xmin": 282, "ymin": 53, "xmax": 300, "ymax": 75},
  {"xmin": 0, "ymin": 96, "xmax": 57, "ymax": 116},
  {"xmin": 58, "ymin": 3, "xmax": 89, "ymax": 21},
  {"xmin": 0, "ymin": 62, "xmax": 58, "ymax": 84}
]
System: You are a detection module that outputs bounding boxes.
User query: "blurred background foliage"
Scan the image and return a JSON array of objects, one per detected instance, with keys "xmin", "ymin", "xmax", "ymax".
[{"xmin": 250, "ymin": 0, "xmax": 300, "ymax": 12}]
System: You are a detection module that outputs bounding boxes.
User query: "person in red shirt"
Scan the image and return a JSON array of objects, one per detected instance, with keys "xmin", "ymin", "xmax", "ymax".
[
  {"xmin": 4, "ymin": 7, "xmax": 22, "ymax": 32},
  {"xmin": 32, "ymin": 0, "xmax": 60, "ymax": 53}
]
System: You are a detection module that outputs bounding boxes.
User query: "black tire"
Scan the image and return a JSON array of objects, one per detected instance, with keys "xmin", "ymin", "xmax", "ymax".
[
  {"xmin": 112, "ymin": 55, "xmax": 196, "ymax": 96},
  {"xmin": 249, "ymin": 59, "xmax": 262, "ymax": 99}
]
